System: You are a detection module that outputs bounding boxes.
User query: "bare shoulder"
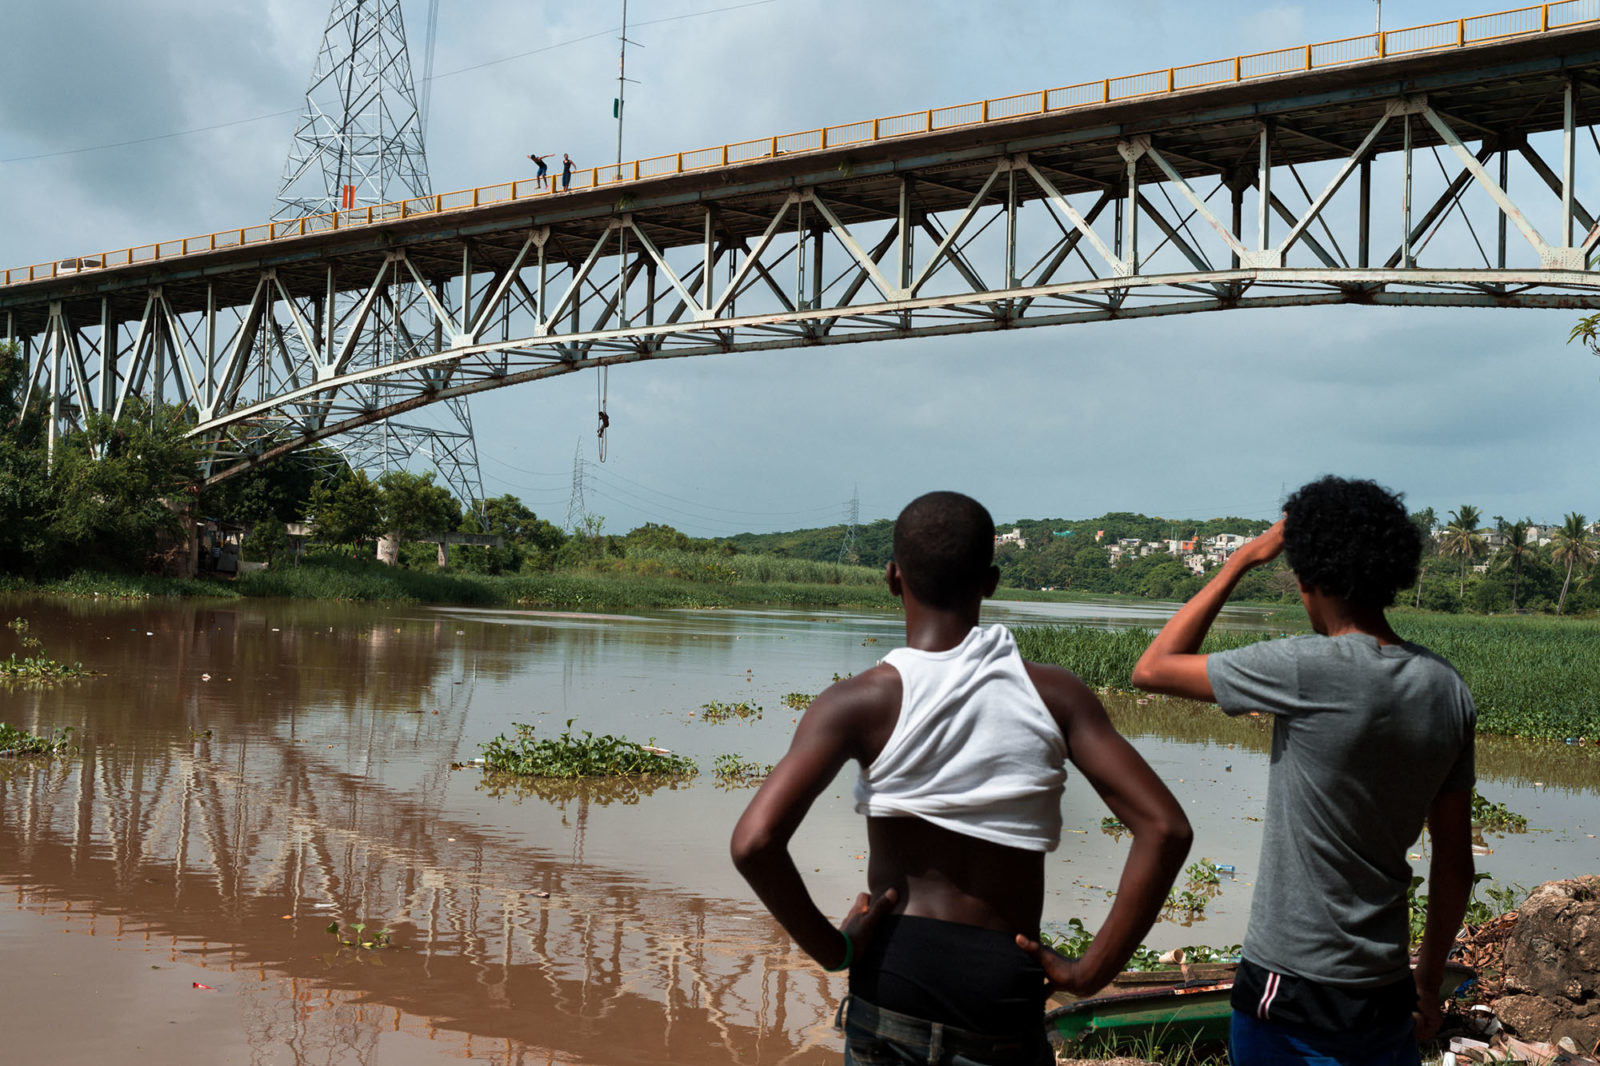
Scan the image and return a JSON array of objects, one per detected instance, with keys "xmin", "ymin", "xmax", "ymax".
[
  {"xmin": 1022, "ymin": 660, "xmax": 1111, "ymax": 737},
  {"xmin": 808, "ymin": 661, "xmax": 901, "ymax": 720},
  {"xmin": 799, "ymin": 662, "xmax": 903, "ymax": 764}
]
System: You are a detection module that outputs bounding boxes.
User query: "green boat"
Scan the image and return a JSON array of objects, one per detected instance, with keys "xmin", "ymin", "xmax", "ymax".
[
  {"xmin": 1045, "ymin": 960, "xmax": 1475, "ymax": 1047},
  {"xmin": 1045, "ymin": 966, "xmax": 1235, "ymax": 1045}
]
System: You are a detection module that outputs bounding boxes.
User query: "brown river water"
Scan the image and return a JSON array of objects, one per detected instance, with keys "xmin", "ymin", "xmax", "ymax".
[{"xmin": 0, "ymin": 594, "xmax": 1595, "ymax": 1065}]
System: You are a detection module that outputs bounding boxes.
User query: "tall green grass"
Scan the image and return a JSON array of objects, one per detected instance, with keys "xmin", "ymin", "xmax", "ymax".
[
  {"xmin": 44, "ymin": 571, "xmax": 237, "ymax": 600},
  {"xmin": 1018, "ymin": 613, "xmax": 1600, "ymax": 742},
  {"xmin": 1014, "ymin": 626, "xmax": 1272, "ymax": 692},
  {"xmin": 231, "ymin": 554, "xmax": 898, "ymax": 610},
  {"xmin": 26, "ymin": 554, "xmax": 898, "ymax": 610},
  {"xmin": 618, "ymin": 548, "xmax": 884, "ymax": 587},
  {"xmin": 1389, "ymin": 612, "xmax": 1600, "ymax": 741}
]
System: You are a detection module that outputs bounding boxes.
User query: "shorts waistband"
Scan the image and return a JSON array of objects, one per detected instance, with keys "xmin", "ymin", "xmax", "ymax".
[{"xmin": 837, "ymin": 994, "xmax": 1049, "ymax": 1063}]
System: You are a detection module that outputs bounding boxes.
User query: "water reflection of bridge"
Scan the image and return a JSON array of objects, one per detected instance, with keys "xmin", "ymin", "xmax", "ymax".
[{"xmin": 0, "ymin": 601, "xmax": 837, "ymax": 1066}]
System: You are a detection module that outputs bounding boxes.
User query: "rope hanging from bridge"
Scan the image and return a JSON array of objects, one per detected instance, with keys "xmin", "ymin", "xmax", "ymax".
[{"xmin": 596, "ymin": 365, "xmax": 610, "ymax": 462}]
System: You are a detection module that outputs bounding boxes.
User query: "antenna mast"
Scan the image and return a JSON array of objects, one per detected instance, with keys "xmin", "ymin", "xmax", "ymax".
[{"xmin": 614, "ymin": 0, "xmax": 640, "ymax": 179}]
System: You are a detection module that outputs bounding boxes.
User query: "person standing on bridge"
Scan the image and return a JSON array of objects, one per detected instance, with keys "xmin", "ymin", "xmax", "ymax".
[
  {"xmin": 561, "ymin": 153, "xmax": 576, "ymax": 191},
  {"xmin": 1132, "ymin": 476, "xmax": 1476, "ymax": 1064},
  {"xmin": 732, "ymin": 490, "xmax": 1191, "ymax": 1065},
  {"xmin": 528, "ymin": 152, "xmax": 552, "ymax": 188}
]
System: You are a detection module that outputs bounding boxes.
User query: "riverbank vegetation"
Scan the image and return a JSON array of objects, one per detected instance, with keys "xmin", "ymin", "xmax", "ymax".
[{"xmin": 1017, "ymin": 613, "xmax": 1600, "ymax": 742}]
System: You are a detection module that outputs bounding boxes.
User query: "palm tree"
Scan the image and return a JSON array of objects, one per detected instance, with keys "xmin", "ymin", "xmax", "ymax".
[
  {"xmin": 1494, "ymin": 518, "xmax": 1533, "ymax": 611},
  {"xmin": 1440, "ymin": 505, "xmax": 1485, "ymax": 601},
  {"xmin": 1551, "ymin": 512, "xmax": 1598, "ymax": 614},
  {"xmin": 1411, "ymin": 506, "xmax": 1438, "ymax": 608}
]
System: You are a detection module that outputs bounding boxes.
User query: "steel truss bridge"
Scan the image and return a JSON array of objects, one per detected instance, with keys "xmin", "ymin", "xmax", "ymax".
[{"xmin": 7, "ymin": 5, "xmax": 1600, "ymax": 482}]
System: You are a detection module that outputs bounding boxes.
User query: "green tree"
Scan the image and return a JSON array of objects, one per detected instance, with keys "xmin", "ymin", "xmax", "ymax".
[
  {"xmin": 1551, "ymin": 512, "xmax": 1598, "ymax": 614},
  {"xmin": 248, "ymin": 514, "xmax": 291, "ymax": 566},
  {"xmin": 201, "ymin": 445, "xmax": 337, "ymax": 526},
  {"xmin": 0, "ymin": 344, "xmax": 51, "ymax": 575},
  {"xmin": 1440, "ymin": 505, "xmax": 1485, "ymax": 601},
  {"xmin": 456, "ymin": 494, "xmax": 567, "ymax": 573},
  {"xmin": 377, "ymin": 470, "xmax": 460, "ymax": 543},
  {"xmin": 624, "ymin": 522, "xmax": 692, "ymax": 552},
  {"xmin": 1410, "ymin": 506, "xmax": 1437, "ymax": 608},
  {"xmin": 308, "ymin": 468, "xmax": 382, "ymax": 549},
  {"xmin": 46, "ymin": 403, "xmax": 202, "ymax": 573},
  {"xmin": 1138, "ymin": 560, "xmax": 1189, "ymax": 600},
  {"xmin": 1494, "ymin": 518, "xmax": 1534, "ymax": 612}
]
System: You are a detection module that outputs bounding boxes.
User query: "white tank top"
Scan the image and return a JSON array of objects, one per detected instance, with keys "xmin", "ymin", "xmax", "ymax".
[{"xmin": 853, "ymin": 624, "xmax": 1068, "ymax": 852}]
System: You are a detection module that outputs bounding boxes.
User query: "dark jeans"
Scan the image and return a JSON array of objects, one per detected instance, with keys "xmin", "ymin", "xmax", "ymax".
[
  {"xmin": 839, "ymin": 994, "xmax": 1053, "ymax": 1066},
  {"xmin": 1230, "ymin": 1011, "xmax": 1422, "ymax": 1066}
]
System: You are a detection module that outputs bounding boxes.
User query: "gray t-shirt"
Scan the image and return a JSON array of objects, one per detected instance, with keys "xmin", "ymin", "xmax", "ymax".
[{"xmin": 1207, "ymin": 634, "xmax": 1476, "ymax": 988}]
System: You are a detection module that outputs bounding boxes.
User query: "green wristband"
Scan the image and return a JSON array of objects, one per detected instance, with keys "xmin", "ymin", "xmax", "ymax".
[{"xmin": 824, "ymin": 931, "xmax": 854, "ymax": 972}]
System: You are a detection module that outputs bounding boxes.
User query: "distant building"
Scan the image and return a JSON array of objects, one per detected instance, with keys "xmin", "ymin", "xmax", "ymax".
[{"xmin": 996, "ymin": 527, "xmax": 1027, "ymax": 549}]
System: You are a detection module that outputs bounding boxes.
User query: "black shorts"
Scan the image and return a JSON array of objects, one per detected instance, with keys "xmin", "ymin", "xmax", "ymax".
[
  {"xmin": 1231, "ymin": 957, "xmax": 1418, "ymax": 1032},
  {"xmin": 848, "ymin": 914, "xmax": 1049, "ymax": 1037}
]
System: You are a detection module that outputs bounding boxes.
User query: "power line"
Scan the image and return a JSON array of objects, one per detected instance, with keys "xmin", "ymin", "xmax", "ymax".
[
  {"xmin": 585, "ymin": 463, "xmax": 843, "ymax": 518},
  {"xmin": 0, "ymin": 0, "xmax": 779, "ymax": 166},
  {"xmin": 482, "ymin": 452, "xmax": 570, "ymax": 480}
]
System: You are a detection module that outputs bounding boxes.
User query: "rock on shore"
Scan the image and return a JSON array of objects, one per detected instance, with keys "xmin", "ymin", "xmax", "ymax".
[{"xmin": 1491, "ymin": 875, "xmax": 1600, "ymax": 1048}]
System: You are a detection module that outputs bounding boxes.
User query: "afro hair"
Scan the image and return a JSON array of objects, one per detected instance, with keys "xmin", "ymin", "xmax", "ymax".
[{"xmin": 1282, "ymin": 475, "xmax": 1422, "ymax": 609}]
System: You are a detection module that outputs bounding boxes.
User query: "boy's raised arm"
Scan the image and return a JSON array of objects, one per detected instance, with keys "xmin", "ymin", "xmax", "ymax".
[{"xmin": 1132, "ymin": 521, "xmax": 1285, "ymax": 701}]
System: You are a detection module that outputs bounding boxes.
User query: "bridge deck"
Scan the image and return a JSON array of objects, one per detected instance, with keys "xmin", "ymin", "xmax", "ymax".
[{"xmin": 5, "ymin": 12, "xmax": 1600, "ymax": 340}]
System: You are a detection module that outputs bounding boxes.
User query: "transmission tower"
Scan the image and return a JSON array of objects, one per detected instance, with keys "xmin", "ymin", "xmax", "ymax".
[
  {"xmin": 838, "ymin": 487, "xmax": 860, "ymax": 564},
  {"xmin": 565, "ymin": 442, "xmax": 588, "ymax": 534},
  {"xmin": 272, "ymin": 0, "xmax": 485, "ymax": 524}
]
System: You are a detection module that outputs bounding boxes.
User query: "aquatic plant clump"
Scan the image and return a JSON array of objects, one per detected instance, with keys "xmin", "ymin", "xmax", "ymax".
[
  {"xmin": 1471, "ymin": 788, "xmax": 1529, "ymax": 832},
  {"xmin": 713, "ymin": 754, "xmax": 773, "ymax": 785},
  {"xmin": 480, "ymin": 721, "xmax": 697, "ymax": 779},
  {"xmin": 0, "ymin": 652, "xmax": 89, "ymax": 680},
  {"xmin": 1039, "ymin": 917, "xmax": 1240, "ymax": 975},
  {"xmin": 0, "ymin": 723, "xmax": 75, "ymax": 758},
  {"xmin": 781, "ymin": 692, "xmax": 814, "ymax": 711},
  {"xmin": 699, "ymin": 700, "xmax": 762, "ymax": 724},
  {"xmin": 1, "ymin": 617, "xmax": 90, "ymax": 682}
]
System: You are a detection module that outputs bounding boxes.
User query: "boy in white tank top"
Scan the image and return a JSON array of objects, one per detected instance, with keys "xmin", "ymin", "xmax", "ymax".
[{"xmin": 731, "ymin": 491, "xmax": 1192, "ymax": 1063}]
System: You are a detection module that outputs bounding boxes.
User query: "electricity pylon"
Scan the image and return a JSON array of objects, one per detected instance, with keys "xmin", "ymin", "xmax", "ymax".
[
  {"xmin": 838, "ymin": 487, "xmax": 860, "ymax": 565},
  {"xmin": 273, "ymin": 0, "xmax": 485, "ymax": 523}
]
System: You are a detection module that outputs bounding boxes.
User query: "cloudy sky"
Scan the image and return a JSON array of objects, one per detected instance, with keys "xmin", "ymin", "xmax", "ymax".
[{"xmin": 3, "ymin": 0, "xmax": 1597, "ymax": 536}]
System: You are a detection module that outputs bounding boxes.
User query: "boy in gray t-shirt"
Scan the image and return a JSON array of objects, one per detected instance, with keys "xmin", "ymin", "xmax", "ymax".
[{"xmin": 1132, "ymin": 476, "xmax": 1475, "ymax": 1064}]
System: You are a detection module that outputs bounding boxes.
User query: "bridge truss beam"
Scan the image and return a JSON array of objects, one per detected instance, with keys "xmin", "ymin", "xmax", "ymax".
[{"xmin": 7, "ymin": 35, "xmax": 1600, "ymax": 482}]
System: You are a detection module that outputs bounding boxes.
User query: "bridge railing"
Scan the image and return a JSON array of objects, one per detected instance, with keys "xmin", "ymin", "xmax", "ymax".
[{"xmin": 6, "ymin": 1, "xmax": 1598, "ymax": 289}]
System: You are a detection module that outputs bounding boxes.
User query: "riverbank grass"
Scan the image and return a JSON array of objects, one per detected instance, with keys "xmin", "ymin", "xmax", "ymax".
[
  {"xmin": 1017, "ymin": 613, "xmax": 1600, "ymax": 743},
  {"xmin": 32, "ymin": 553, "xmax": 901, "ymax": 611}
]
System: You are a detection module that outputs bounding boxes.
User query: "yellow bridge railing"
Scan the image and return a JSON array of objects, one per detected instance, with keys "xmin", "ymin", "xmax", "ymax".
[{"xmin": 5, "ymin": 1, "xmax": 1597, "ymax": 289}]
